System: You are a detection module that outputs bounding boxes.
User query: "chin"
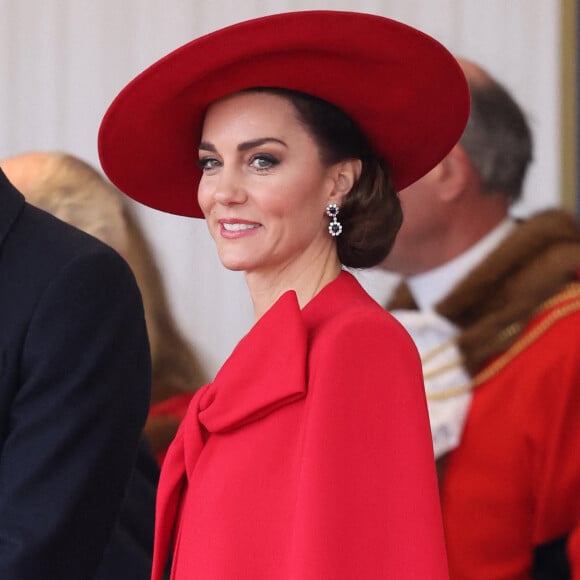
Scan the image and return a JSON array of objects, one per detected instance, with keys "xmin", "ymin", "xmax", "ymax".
[
  {"xmin": 221, "ymin": 263, "xmax": 247, "ymax": 272},
  {"xmin": 217, "ymin": 254, "xmax": 254, "ymax": 272}
]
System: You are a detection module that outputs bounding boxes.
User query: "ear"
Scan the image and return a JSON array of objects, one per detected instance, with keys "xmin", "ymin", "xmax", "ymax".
[
  {"xmin": 328, "ymin": 158, "xmax": 362, "ymax": 205},
  {"xmin": 437, "ymin": 144, "xmax": 471, "ymax": 202}
]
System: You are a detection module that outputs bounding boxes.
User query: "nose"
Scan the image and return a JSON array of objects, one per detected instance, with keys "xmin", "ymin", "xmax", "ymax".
[{"xmin": 212, "ymin": 166, "xmax": 247, "ymax": 206}]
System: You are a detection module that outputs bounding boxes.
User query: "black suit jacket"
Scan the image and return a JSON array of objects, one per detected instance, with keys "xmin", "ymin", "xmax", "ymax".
[
  {"xmin": 0, "ymin": 169, "xmax": 152, "ymax": 578},
  {"xmin": 96, "ymin": 438, "xmax": 163, "ymax": 580}
]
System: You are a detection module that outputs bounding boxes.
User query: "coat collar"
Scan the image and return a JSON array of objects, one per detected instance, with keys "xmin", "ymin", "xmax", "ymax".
[
  {"xmin": 197, "ymin": 289, "xmax": 309, "ymax": 433},
  {"xmin": 0, "ymin": 169, "xmax": 25, "ymax": 250},
  {"xmin": 196, "ymin": 269, "xmax": 366, "ymax": 433}
]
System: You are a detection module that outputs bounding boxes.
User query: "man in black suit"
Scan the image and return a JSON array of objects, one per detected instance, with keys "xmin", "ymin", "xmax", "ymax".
[{"xmin": 0, "ymin": 167, "xmax": 151, "ymax": 578}]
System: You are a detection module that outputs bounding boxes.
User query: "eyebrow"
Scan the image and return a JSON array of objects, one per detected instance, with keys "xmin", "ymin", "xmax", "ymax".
[{"xmin": 198, "ymin": 137, "xmax": 288, "ymax": 152}]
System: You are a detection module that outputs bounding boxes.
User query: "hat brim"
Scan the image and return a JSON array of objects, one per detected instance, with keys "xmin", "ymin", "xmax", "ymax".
[{"xmin": 98, "ymin": 10, "xmax": 469, "ymax": 218}]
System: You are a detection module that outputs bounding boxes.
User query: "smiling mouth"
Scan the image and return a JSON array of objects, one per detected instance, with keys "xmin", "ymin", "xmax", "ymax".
[{"xmin": 222, "ymin": 223, "xmax": 260, "ymax": 232}]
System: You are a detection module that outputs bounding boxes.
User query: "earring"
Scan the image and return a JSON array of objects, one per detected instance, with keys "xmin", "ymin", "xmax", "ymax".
[{"xmin": 326, "ymin": 203, "xmax": 342, "ymax": 237}]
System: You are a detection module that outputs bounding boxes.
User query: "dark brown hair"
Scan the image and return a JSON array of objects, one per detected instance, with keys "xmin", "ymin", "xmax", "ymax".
[{"xmin": 244, "ymin": 87, "xmax": 402, "ymax": 268}]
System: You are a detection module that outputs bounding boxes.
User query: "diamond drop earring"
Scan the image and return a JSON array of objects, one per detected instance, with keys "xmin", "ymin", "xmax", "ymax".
[{"xmin": 326, "ymin": 203, "xmax": 342, "ymax": 237}]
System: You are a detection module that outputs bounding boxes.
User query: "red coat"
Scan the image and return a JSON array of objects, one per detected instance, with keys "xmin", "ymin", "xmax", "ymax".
[
  {"xmin": 151, "ymin": 272, "xmax": 449, "ymax": 579},
  {"xmin": 442, "ymin": 286, "xmax": 580, "ymax": 578}
]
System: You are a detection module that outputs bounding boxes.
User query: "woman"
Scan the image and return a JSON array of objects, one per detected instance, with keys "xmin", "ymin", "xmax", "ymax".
[{"xmin": 98, "ymin": 11, "xmax": 469, "ymax": 579}]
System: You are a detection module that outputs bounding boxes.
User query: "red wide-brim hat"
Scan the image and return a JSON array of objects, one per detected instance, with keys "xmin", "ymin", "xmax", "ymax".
[{"xmin": 98, "ymin": 10, "xmax": 469, "ymax": 218}]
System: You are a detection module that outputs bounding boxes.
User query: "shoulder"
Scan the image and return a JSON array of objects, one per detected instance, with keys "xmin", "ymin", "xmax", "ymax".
[
  {"xmin": 512, "ymin": 284, "xmax": 580, "ymax": 363},
  {"xmin": 513, "ymin": 289, "xmax": 580, "ymax": 381},
  {"xmin": 0, "ymin": 202, "xmax": 141, "ymax": 340},
  {"xmin": 5, "ymin": 201, "xmax": 136, "ymax": 291},
  {"xmin": 0, "ymin": 179, "xmax": 114, "ymax": 271},
  {"xmin": 475, "ymin": 284, "xmax": 580, "ymax": 400},
  {"xmin": 304, "ymin": 280, "xmax": 431, "ymax": 441},
  {"xmin": 318, "ymin": 287, "xmax": 419, "ymax": 358},
  {"xmin": 22, "ymin": 201, "xmax": 118, "ymax": 258},
  {"xmin": 309, "ymin": 285, "xmax": 423, "ymax": 391}
]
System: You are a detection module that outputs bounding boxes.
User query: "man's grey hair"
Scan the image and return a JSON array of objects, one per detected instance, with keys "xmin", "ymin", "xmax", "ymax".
[{"xmin": 460, "ymin": 74, "xmax": 533, "ymax": 203}]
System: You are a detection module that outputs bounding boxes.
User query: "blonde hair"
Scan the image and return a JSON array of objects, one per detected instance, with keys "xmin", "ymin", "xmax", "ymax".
[{"xmin": 5, "ymin": 151, "xmax": 205, "ymax": 401}]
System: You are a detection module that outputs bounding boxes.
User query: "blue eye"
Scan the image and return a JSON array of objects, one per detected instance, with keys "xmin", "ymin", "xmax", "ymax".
[
  {"xmin": 198, "ymin": 157, "xmax": 221, "ymax": 171},
  {"xmin": 250, "ymin": 154, "xmax": 279, "ymax": 171}
]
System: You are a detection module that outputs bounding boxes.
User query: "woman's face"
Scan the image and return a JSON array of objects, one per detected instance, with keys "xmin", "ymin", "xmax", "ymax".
[{"xmin": 197, "ymin": 91, "xmax": 339, "ymax": 276}]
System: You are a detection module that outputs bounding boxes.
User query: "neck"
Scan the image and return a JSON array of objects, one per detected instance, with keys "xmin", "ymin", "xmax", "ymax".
[
  {"xmin": 407, "ymin": 217, "xmax": 516, "ymax": 309},
  {"xmin": 246, "ymin": 248, "xmax": 342, "ymax": 320}
]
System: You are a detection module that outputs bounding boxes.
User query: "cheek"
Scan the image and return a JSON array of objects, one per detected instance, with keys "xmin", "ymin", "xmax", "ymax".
[
  {"xmin": 285, "ymin": 199, "xmax": 328, "ymax": 242},
  {"xmin": 275, "ymin": 190, "xmax": 321, "ymax": 229},
  {"xmin": 197, "ymin": 183, "xmax": 212, "ymax": 216},
  {"xmin": 281, "ymin": 172, "xmax": 330, "ymax": 220}
]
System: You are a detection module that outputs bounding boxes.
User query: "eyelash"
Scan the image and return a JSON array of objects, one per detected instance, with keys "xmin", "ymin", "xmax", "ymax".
[
  {"xmin": 250, "ymin": 154, "xmax": 280, "ymax": 171},
  {"xmin": 198, "ymin": 157, "xmax": 220, "ymax": 171},
  {"xmin": 197, "ymin": 154, "xmax": 280, "ymax": 173}
]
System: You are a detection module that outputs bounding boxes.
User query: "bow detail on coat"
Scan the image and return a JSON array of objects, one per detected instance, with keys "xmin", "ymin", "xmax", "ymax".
[{"xmin": 151, "ymin": 290, "xmax": 309, "ymax": 579}]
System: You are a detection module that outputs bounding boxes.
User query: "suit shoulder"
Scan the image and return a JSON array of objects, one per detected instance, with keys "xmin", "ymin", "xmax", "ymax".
[
  {"xmin": 0, "ymin": 202, "xmax": 138, "ymax": 315},
  {"xmin": 7, "ymin": 201, "xmax": 130, "ymax": 273},
  {"xmin": 25, "ymin": 202, "xmax": 116, "ymax": 254}
]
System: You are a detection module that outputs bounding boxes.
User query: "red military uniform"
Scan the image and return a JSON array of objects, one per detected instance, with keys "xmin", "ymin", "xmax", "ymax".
[
  {"xmin": 389, "ymin": 210, "xmax": 580, "ymax": 578},
  {"xmin": 443, "ymin": 284, "xmax": 580, "ymax": 578}
]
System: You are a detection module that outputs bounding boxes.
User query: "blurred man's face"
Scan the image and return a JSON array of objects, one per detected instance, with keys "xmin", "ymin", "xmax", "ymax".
[{"xmin": 381, "ymin": 166, "xmax": 450, "ymax": 276}]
